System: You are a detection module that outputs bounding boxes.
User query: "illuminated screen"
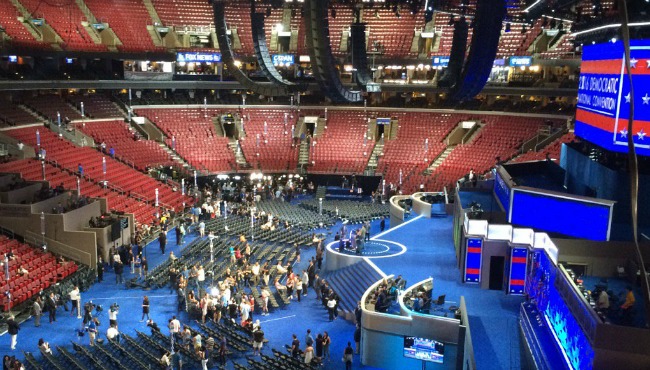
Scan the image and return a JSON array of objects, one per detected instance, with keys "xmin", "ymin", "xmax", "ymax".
[
  {"xmin": 510, "ymin": 189, "xmax": 612, "ymax": 241},
  {"xmin": 494, "ymin": 171, "xmax": 511, "ymax": 212},
  {"xmin": 403, "ymin": 336, "xmax": 444, "ymax": 363},
  {"xmin": 575, "ymin": 40, "xmax": 650, "ymax": 156}
]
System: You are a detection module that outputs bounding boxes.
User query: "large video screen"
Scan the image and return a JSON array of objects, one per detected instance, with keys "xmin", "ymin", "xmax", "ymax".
[
  {"xmin": 403, "ymin": 336, "xmax": 445, "ymax": 363},
  {"xmin": 510, "ymin": 189, "xmax": 613, "ymax": 241},
  {"xmin": 575, "ymin": 40, "xmax": 650, "ymax": 156}
]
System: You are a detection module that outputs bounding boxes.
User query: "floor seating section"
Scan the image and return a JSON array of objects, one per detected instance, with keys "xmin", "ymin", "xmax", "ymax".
[
  {"xmin": 66, "ymin": 94, "xmax": 124, "ymax": 119},
  {"xmin": 239, "ymin": 109, "xmax": 298, "ymax": 172},
  {"xmin": 136, "ymin": 108, "xmax": 236, "ymax": 173},
  {"xmin": 512, "ymin": 132, "xmax": 576, "ymax": 163},
  {"xmin": 20, "ymin": 0, "xmax": 106, "ymax": 51},
  {"xmin": 3, "ymin": 126, "xmax": 189, "ymax": 215},
  {"xmin": 0, "ymin": 236, "xmax": 78, "ymax": 311},
  {"xmin": 22, "ymin": 94, "xmax": 82, "ymax": 122},
  {"xmin": 0, "ymin": 98, "xmax": 39, "ymax": 127},
  {"xmin": 377, "ymin": 112, "xmax": 459, "ymax": 190},
  {"xmin": 0, "ymin": 0, "xmax": 46, "ymax": 49},
  {"xmin": 0, "ymin": 158, "xmax": 160, "ymax": 225},
  {"xmin": 85, "ymin": 0, "xmax": 161, "ymax": 52},
  {"xmin": 310, "ymin": 110, "xmax": 371, "ymax": 174},
  {"xmin": 74, "ymin": 120, "xmax": 174, "ymax": 171}
]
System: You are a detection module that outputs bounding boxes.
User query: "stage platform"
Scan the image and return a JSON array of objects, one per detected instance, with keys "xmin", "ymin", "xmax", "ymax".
[{"xmin": 325, "ymin": 186, "xmax": 366, "ymax": 201}]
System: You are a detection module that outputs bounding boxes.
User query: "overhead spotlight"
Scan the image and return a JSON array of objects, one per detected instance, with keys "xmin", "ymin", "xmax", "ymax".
[
  {"xmin": 505, "ymin": 22, "xmax": 511, "ymax": 32},
  {"xmin": 331, "ymin": 8, "xmax": 336, "ymax": 18}
]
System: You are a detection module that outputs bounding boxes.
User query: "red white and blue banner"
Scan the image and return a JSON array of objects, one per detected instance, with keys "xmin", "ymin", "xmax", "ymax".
[
  {"xmin": 575, "ymin": 40, "xmax": 650, "ymax": 156},
  {"xmin": 464, "ymin": 238, "xmax": 483, "ymax": 283},
  {"xmin": 508, "ymin": 247, "xmax": 528, "ymax": 295}
]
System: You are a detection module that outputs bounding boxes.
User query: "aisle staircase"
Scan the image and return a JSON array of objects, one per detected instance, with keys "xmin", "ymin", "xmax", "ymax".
[
  {"xmin": 157, "ymin": 142, "xmax": 193, "ymax": 171},
  {"xmin": 425, "ymin": 145, "xmax": 455, "ymax": 174},
  {"xmin": 323, "ymin": 260, "xmax": 384, "ymax": 321},
  {"xmin": 365, "ymin": 140, "xmax": 384, "ymax": 175},
  {"xmin": 298, "ymin": 141, "xmax": 310, "ymax": 171},
  {"xmin": 229, "ymin": 140, "xmax": 250, "ymax": 168}
]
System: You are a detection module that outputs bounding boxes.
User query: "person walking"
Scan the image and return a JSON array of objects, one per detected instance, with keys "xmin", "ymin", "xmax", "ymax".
[
  {"xmin": 114, "ymin": 260, "xmax": 124, "ymax": 285},
  {"xmin": 344, "ymin": 342, "xmax": 354, "ymax": 370},
  {"xmin": 141, "ymin": 296, "xmax": 150, "ymax": 322},
  {"xmin": 159, "ymin": 232, "xmax": 167, "ymax": 254},
  {"xmin": 354, "ymin": 324, "xmax": 361, "ymax": 355},
  {"xmin": 32, "ymin": 297, "xmax": 42, "ymax": 327},
  {"xmin": 7, "ymin": 315, "xmax": 19, "ymax": 350}
]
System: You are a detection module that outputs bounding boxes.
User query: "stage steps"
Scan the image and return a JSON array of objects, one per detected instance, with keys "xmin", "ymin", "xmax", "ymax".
[
  {"xmin": 157, "ymin": 142, "xmax": 192, "ymax": 170},
  {"xmin": 425, "ymin": 145, "xmax": 455, "ymax": 175},
  {"xmin": 298, "ymin": 140, "xmax": 310, "ymax": 169},
  {"xmin": 323, "ymin": 260, "xmax": 384, "ymax": 321},
  {"xmin": 229, "ymin": 139, "xmax": 250, "ymax": 168},
  {"xmin": 364, "ymin": 140, "xmax": 384, "ymax": 175}
]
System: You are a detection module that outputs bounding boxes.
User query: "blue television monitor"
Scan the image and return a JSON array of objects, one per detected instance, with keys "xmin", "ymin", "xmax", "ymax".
[
  {"xmin": 403, "ymin": 336, "xmax": 444, "ymax": 363},
  {"xmin": 575, "ymin": 40, "xmax": 650, "ymax": 156}
]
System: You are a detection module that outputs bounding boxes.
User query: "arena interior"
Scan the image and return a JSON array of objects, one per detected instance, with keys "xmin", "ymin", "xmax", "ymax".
[{"xmin": 0, "ymin": 0, "xmax": 649, "ymax": 369}]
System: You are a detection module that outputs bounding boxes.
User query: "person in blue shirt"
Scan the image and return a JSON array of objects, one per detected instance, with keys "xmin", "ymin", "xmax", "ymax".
[
  {"xmin": 109, "ymin": 147, "xmax": 115, "ymax": 158},
  {"xmin": 87, "ymin": 317, "xmax": 99, "ymax": 346},
  {"xmin": 78, "ymin": 163, "xmax": 83, "ymax": 177}
]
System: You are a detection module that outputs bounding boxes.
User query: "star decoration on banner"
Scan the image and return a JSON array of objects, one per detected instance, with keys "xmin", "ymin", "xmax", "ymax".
[
  {"xmin": 630, "ymin": 58, "xmax": 638, "ymax": 68},
  {"xmin": 638, "ymin": 129, "xmax": 646, "ymax": 141},
  {"xmin": 625, "ymin": 93, "xmax": 631, "ymax": 103},
  {"xmin": 620, "ymin": 128, "xmax": 628, "ymax": 138},
  {"xmin": 643, "ymin": 93, "xmax": 650, "ymax": 105}
]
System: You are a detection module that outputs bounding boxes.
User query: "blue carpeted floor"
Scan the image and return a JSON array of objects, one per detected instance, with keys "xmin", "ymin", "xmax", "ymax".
[{"xmin": 4, "ymin": 213, "xmax": 522, "ymax": 370}]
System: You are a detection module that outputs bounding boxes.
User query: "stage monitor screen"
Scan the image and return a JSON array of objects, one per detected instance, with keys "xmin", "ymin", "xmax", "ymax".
[
  {"xmin": 575, "ymin": 40, "xmax": 650, "ymax": 156},
  {"xmin": 510, "ymin": 189, "xmax": 613, "ymax": 241},
  {"xmin": 403, "ymin": 336, "xmax": 444, "ymax": 363}
]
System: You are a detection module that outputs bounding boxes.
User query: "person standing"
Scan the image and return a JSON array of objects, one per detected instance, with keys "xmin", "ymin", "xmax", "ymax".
[
  {"xmin": 134, "ymin": 254, "xmax": 142, "ymax": 278},
  {"xmin": 114, "ymin": 260, "xmax": 124, "ymax": 285},
  {"xmin": 87, "ymin": 317, "xmax": 99, "ymax": 346},
  {"xmin": 290, "ymin": 334, "xmax": 300, "ymax": 358},
  {"xmin": 218, "ymin": 337, "xmax": 227, "ymax": 366},
  {"xmin": 175, "ymin": 226, "xmax": 182, "ymax": 247},
  {"xmin": 323, "ymin": 331, "xmax": 331, "ymax": 361},
  {"xmin": 252, "ymin": 325, "xmax": 264, "ymax": 356},
  {"xmin": 46, "ymin": 292, "xmax": 57, "ymax": 323},
  {"xmin": 141, "ymin": 296, "xmax": 150, "ymax": 322},
  {"xmin": 327, "ymin": 295, "xmax": 337, "ymax": 321},
  {"xmin": 69, "ymin": 286, "xmax": 81, "ymax": 318},
  {"xmin": 159, "ymin": 232, "xmax": 167, "ymax": 254},
  {"xmin": 142, "ymin": 256, "xmax": 149, "ymax": 279},
  {"xmin": 32, "ymin": 297, "xmax": 42, "ymax": 327},
  {"xmin": 315, "ymin": 333, "xmax": 324, "ymax": 362},
  {"xmin": 354, "ymin": 324, "xmax": 361, "ymax": 355},
  {"xmin": 380, "ymin": 218, "xmax": 386, "ymax": 232},
  {"xmin": 7, "ymin": 315, "xmax": 19, "ymax": 350},
  {"xmin": 302, "ymin": 270, "xmax": 309, "ymax": 296},
  {"xmin": 97, "ymin": 257, "xmax": 104, "ymax": 282},
  {"xmin": 344, "ymin": 342, "xmax": 354, "ymax": 370}
]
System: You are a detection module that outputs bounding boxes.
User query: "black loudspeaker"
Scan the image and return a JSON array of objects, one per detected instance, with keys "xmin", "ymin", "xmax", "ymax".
[
  {"xmin": 449, "ymin": 0, "xmax": 507, "ymax": 101},
  {"xmin": 350, "ymin": 22, "xmax": 372, "ymax": 90},
  {"xmin": 251, "ymin": 12, "xmax": 307, "ymax": 93},
  {"xmin": 212, "ymin": 1, "xmax": 286, "ymax": 96},
  {"xmin": 438, "ymin": 18, "xmax": 468, "ymax": 88},
  {"xmin": 305, "ymin": 0, "xmax": 362, "ymax": 103}
]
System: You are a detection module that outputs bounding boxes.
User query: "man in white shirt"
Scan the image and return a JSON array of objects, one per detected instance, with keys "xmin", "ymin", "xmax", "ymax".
[
  {"xmin": 69, "ymin": 286, "xmax": 81, "ymax": 318},
  {"xmin": 197, "ymin": 265, "xmax": 205, "ymax": 290},
  {"xmin": 170, "ymin": 316, "xmax": 181, "ymax": 335},
  {"xmin": 239, "ymin": 300, "xmax": 251, "ymax": 323},
  {"xmin": 199, "ymin": 221, "xmax": 206, "ymax": 237},
  {"xmin": 106, "ymin": 324, "xmax": 119, "ymax": 342},
  {"xmin": 251, "ymin": 262, "xmax": 260, "ymax": 286},
  {"xmin": 276, "ymin": 262, "xmax": 287, "ymax": 275}
]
